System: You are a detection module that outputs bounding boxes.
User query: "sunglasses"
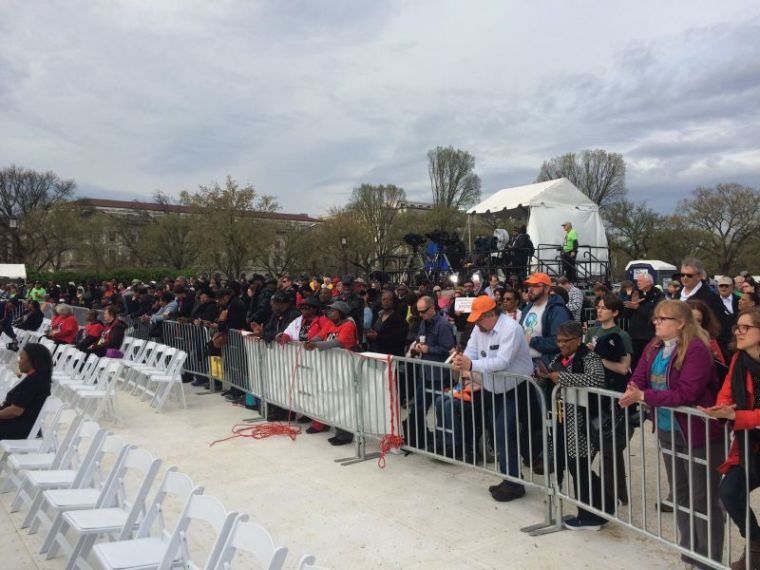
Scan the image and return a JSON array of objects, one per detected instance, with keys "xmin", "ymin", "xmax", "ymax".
[
  {"xmin": 718, "ymin": 284, "xmax": 731, "ymax": 288},
  {"xmin": 680, "ymin": 272, "xmax": 697, "ymax": 278}
]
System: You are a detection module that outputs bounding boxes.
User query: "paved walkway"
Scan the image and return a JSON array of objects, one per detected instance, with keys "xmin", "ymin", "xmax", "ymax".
[{"xmin": 0, "ymin": 386, "xmax": 678, "ymax": 569}]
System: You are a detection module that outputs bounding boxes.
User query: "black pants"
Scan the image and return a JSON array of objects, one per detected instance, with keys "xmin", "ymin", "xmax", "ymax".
[
  {"xmin": 720, "ymin": 464, "xmax": 760, "ymax": 539},
  {"xmin": 567, "ymin": 451, "xmax": 615, "ymax": 523},
  {"xmin": 631, "ymin": 338, "xmax": 650, "ymax": 372},
  {"xmin": 561, "ymin": 252, "xmax": 576, "ymax": 281}
]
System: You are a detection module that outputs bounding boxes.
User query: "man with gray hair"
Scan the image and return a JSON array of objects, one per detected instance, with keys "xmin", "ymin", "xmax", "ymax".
[
  {"xmin": 623, "ymin": 272, "xmax": 664, "ymax": 369},
  {"xmin": 679, "ymin": 257, "xmax": 724, "ymax": 329}
]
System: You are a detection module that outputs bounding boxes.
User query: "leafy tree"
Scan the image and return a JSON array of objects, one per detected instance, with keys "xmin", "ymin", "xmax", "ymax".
[
  {"xmin": 536, "ymin": 149, "xmax": 626, "ymax": 209},
  {"xmin": 427, "ymin": 146, "xmax": 481, "ymax": 209},
  {"xmin": 135, "ymin": 192, "xmax": 199, "ymax": 270},
  {"xmin": 180, "ymin": 176, "xmax": 279, "ymax": 278},
  {"xmin": 0, "ymin": 165, "xmax": 76, "ymax": 262},
  {"xmin": 679, "ymin": 183, "xmax": 760, "ymax": 274},
  {"xmin": 22, "ymin": 203, "xmax": 87, "ymax": 271}
]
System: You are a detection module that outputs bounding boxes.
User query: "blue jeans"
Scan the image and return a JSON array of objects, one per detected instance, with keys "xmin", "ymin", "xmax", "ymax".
[{"xmin": 435, "ymin": 389, "xmax": 520, "ymax": 478}]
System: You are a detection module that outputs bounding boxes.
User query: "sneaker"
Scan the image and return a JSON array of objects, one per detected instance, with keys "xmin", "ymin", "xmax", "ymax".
[
  {"xmin": 489, "ymin": 480, "xmax": 510, "ymax": 493},
  {"xmin": 563, "ymin": 516, "xmax": 605, "ymax": 531},
  {"xmin": 6, "ymin": 342, "xmax": 18, "ymax": 352},
  {"xmin": 490, "ymin": 481, "xmax": 526, "ymax": 502}
]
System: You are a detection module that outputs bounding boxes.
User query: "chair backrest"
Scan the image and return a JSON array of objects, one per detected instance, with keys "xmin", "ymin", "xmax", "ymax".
[
  {"xmin": 97, "ymin": 447, "xmax": 162, "ymax": 540},
  {"xmin": 120, "ymin": 336, "xmax": 134, "ymax": 355},
  {"xmin": 23, "ymin": 395, "xmax": 63, "ymax": 441},
  {"xmin": 165, "ymin": 351, "xmax": 188, "ymax": 376},
  {"xmin": 52, "ymin": 345, "xmax": 74, "ymax": 369},
  {"xmin": 158, "ymin": 494, "xmax": 238, "ymax": 570},
  {"xmin": 77, "ymin": 433, "xmax": 128, "ymax": 491},
  {"xmin": 55, "ymin": 418, "xmax": 100, "ymax": 470},
  {"xmin": 48, "ymin": 414, "xmax": 86, "ymax": 469},
  {"xmin": 125, "ymin": 338, "xmax": 146, "ymax": 363},
  {"xmin": 76, "ymin": 354, "xmax": 100, "ymax": 382},
  {"xmin": 155, "ymin": 347, "xmax": 176, "ymax": 372},
  {"xmin": 135, "ymin": 467, "xmax": 202, "ymax": 541},
  {"xmin": 216, "ymin": 514, "xmax": 288, "ymax": 570},
  {"xmin": 144, "ymin": 343, "xmax": 167, "ymax": 369},
  {"xmin": 140, "ymin": 342, "xmax": 158, "ymax": 366}
]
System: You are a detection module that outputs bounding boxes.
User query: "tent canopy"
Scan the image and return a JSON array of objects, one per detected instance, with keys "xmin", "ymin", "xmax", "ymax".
[
  {"xmin": 0, "ymin": 264, "xmax": 26, "ymax": 280},
  {"xmin": 466, "ymin": 177, "xmax": 598, "ymax": 216},
  {"xmin": 467, "ymin": 177, "xmax": 608, "ymax": 251}
]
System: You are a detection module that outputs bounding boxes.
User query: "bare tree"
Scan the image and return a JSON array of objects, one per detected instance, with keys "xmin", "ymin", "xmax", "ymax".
[
  {"xmin": 679, "ymin": 183, "xmax": 760, "ymax": 274},
  {"xmin": 427, "ymin": 146, "xmax": 481, "ymax": 209},
  {"xmin": 604, "ymin": 200, "xmax": 660, "ymax": 259},
  {"xmin": 0, "ymin": 165, "xmax": 76, "ymax": 262},
  {"xmin": 536, "ymin": 149, "xmax": 626, "ymax": 209},
  {"xmin": 347, "ymin": 184, "xmax": 406, "ymax": 263}
]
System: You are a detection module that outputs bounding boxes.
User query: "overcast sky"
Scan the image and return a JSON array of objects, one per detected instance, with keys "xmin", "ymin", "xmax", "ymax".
[{"xmin": 2, "ymin": 1, "xmax": 759, "ymax": 216}]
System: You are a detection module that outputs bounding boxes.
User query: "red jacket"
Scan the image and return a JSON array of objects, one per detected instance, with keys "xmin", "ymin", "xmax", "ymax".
[
  {"xmin": 715, "ymin": 352, "xmax": 760, "ymax": 474},
  {"xmin": 84, "ymin": 322, "xmax": 105, "ymax": 339},
  {"xmin": 314, "ymin": 318, "xmax": 358, "ymax": 350},
  {"xmin": 50, "ymin": 314, "xmax": 79, "ymax": 344}
]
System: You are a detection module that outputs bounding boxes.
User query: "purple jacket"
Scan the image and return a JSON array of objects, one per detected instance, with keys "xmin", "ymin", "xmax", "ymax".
[{"xmin": 630, "ymin": 337, "xmax": 721, "ymax": 447}]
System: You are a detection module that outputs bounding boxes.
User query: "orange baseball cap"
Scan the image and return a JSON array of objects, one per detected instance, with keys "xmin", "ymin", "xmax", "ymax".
[
  {"xmin": 467, "ymin": 295, "xmax": 497, "ymax": 323},
  {"xmin": 524, "ymin": 272, "xmax": 552, "ymax": 286}
]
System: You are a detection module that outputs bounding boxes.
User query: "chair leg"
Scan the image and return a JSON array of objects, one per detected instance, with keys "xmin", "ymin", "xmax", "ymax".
[
  {"xmin": 21, "ymin": 490, "xmax": 44, "ymax": 528},
  {"xmin": 42, "ymin": 513, "xmax": 67, "ymax": 556},
  {"xmin": 9, "ymin": 477, "xmax": 29, "ymax": 511},
  {"xmin": 65, "ymin": 533, "xmax": 97, "ymax": 570}
]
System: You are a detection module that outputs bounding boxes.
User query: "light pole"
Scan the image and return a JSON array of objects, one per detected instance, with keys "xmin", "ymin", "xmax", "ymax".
[
  {"xmin": 340, "ymin": 236, "xmax": 348, "ymax": 275},
  {"xmin": 8, "ymin": 218, "xmax": 17, "ymax": 263}
]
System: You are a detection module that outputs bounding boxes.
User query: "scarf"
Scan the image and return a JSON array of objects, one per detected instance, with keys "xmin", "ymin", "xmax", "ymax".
[{"xmin": 730, "ymin": 351, "xmax": 760, "ymax": 410}]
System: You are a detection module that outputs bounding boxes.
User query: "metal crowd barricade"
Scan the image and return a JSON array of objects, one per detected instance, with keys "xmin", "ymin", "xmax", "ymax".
[
  {"xmin": 263, "ymin": 342, "xmax": 361, "ymax": 444},
  {"xmin": 221, "ymin": 329, "xmax": 251, "ymax": 393},
  {"xmin": 123, "ymin": 315, "xmax": 151, "ymax": 341},
  {"xmin": 549, "ymin": 384, "xmax": 741, "ymax": 569},
  {"xmin": 374, "ymin": 354, "xmax": 555, "ymax": 532},
  {"xmin": 161, "ymin": 320, "xmax": 212, "ymax": 380},
  {"xmin": 240, "ymin": 334, "xmax": 267, "ymax": 399}
]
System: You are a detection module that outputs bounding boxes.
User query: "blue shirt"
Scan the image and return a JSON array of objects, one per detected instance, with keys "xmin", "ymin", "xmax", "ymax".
[
  {"xmin": 418, "ymin": 313, "xmax": 456, "ymax": 362},
  {"xmin": 650, "ymin": 348, "xmax": 676, "ymax": 431}
]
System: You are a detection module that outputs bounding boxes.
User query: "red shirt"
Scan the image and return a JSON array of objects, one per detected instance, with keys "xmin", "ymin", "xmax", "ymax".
[
  {"xmin": 314, "ymin": 318, "xmax": 358, "ymax": 350},
  {"xmin": 85, "ymin": 322, "xmax": 105, "ymax": 339}
]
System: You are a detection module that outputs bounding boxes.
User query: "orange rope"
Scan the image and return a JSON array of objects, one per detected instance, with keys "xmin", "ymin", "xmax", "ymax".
[
  {"xmin": 209, "ymin": 344, "xmax": 302, "ymax": 446},
  {"xmin": 376, "ymin": 354, "xmax": 404, "ymax": 468}
]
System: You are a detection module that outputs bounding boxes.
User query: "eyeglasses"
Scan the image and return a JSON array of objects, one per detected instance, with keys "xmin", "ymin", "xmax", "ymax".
[
  {"xmin": 417, "ymin": 306, "xmax": 433, "ymax": 313},
  {"xmin": 680, "ymin": 272, "xmax": 697, "ymax": 278},
  {"xmin": 556, "ymin": 337, "xmax": 581, "ymax": 345},
  {"xmin": 733, "ymin": 324, "xmax": 760, "ymax": 335},
  {"xmin": 652, "ymin": 316, "xmax": 679, "ymax": 324},
  {"xmin": 718, "ymin": 284, "xmax": 731, "ymax": 288}
]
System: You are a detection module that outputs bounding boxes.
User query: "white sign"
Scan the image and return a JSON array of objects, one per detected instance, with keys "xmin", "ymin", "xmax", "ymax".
[{"xmin": 454, "ymin": 297, "xmax": 474, "ymax": 313}]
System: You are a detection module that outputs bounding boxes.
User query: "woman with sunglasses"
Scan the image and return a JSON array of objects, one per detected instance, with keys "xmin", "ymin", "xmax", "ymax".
[
  {"xmin": 620, "ymin": 299, "xmax": 724, "ymax": 568},
  {"xmin": 701, "ymin": 307, "xmax": 760, "ymax": 570}
]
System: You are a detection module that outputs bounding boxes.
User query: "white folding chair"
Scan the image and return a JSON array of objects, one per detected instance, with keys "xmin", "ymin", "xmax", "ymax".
[
  {"xmin": 45, "ymin": 447, "xmax": 162, "ymax": 568},
  {"xmin": 0, "ymin": 397, "xmax": 67, "ymax": 460},
  {"xmin": 215, "ymin": 514, "xmax": 288, "ymax": 570},
  {"xmin": 24, "ymin": 433, "xmax": 128, "ymax": 535},
  {"xmin": 92, "ymin": 469, "xmax": 203, "ymax": 570},
  {"xmin": 145, "ymin": 350, "xmax": 188, "ymax": 411},
  {"xmin": 0, "ymin": 414, "xmax": 89, "ymax": 493},
  {"xmin": 70, "ymin": 359, "xmax": 123, "ymax": 422},
  {"xmin": 130, "ymin": 344, "xmax": 171, "ymax": 396},
  {"xmin": 9, "ymin": 420, "xmax": 103, "ymax": 513}
]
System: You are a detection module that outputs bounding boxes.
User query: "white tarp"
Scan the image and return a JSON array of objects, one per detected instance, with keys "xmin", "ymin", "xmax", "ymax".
[
  {"xmin": 466, "ymin": 178, "xmax": 608, "ymax": 270},
  {"xmin": 0, "ymin": 264, "xmax": 26, "ymax": 280}
]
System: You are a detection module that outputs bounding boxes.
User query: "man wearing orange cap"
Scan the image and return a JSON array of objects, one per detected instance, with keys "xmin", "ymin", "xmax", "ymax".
[
  {"xmin": 451, "ymin": 295, "xmax": 533, "ymax": 501},
  {"xmin": 520, "ymin": 272, "xmax": 571, "ymax": 368}
]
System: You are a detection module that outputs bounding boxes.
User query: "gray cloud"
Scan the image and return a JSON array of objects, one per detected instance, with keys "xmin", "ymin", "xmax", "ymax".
[{"xmin": 0, "ymin": 1, "xmax": 759, "ymax": 217}]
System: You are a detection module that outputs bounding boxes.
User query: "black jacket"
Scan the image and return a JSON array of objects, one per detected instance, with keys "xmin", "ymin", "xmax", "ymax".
[
  {"xmin": 249, "ymin": 286, "xmax": 275, "ymax": 325},
  {"xmin": 369, "ymin": 309, "xmax": 409, "ymax": 356},
  {"xmin": 191, "ymin": 300, "xmax": 220, "ymax": 323},
  {"xmin": 263, "ymin": 309, "xmax": 300, "ymax": 343},
  {"xmin": 623, "ymin": 286, "xmax": 664, "ymax": 340},
  {"xmin": 15, "ymin": 309, "xmax": 44, "ymax": 331}
]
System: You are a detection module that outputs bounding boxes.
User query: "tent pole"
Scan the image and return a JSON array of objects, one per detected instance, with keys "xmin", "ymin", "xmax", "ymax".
[{"xmin": 467, "ymin": 214, "xmax": 472, "ymax": 251}]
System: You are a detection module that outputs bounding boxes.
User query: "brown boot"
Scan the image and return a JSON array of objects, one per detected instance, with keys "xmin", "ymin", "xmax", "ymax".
[{"xmin": 731, "ymin": 537, "xmax": 760, "ymax": 570}]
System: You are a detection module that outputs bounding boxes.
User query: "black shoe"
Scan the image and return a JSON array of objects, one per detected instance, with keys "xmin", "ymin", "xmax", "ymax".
[
  {"xmin": 221, "ymin": 389, "xmax": 232, "ymax": 397},
  {"xmin": 297, "ymin": 415, "xmax": 312, "ymax": 424},
  {"xmin": 6, "ymin": 342, "xmax": 18, "ymax": 352},
  {"xmin": 328, "ymin": 433, "xmax": 354, "ymax": 446},
  {"xmin": 490, "ymin": 481, "xmax": 526, "ymax": 502},
  {"xmin": 656, "ymin": 501, "xmax": 673, "ymax": 513},
  {"xmin": 191, "ymin": 378, "xmax": 208, "ymax": 387},
  {"xmin": 306, "ymin": 426, "xmax": 327, "ymax": 434}
]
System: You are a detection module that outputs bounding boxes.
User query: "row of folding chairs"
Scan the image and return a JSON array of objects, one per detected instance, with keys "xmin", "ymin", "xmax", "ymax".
[
  {"xmin": 116, "ymin": 337, "xmax": 188, "ymax": 412},
  {"xmin": 0, "ymin": 396, "xmax": 328, "ymax": 569}
]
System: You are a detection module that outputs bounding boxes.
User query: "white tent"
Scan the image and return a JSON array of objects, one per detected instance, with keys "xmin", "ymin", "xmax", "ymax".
[
  {"xmin": 0, "ymin": 264, "xmax": 26, "ymax": 280},
  {"xmin": 466, "ymin": 177, "xmax": 608, "ymax": 273}
]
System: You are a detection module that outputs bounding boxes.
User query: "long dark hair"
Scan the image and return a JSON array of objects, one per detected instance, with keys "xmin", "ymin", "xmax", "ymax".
[{"xmin": 23, "ymin": 343, "xmax": 52, "ymax": 382}]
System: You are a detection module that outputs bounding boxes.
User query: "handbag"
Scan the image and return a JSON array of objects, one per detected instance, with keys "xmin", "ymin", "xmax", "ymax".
[{"xmin": 105, "ymin": 348, "xmax": 124, "ymax": 359}]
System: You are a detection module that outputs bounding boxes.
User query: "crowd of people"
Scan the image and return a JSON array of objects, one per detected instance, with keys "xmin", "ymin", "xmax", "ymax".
[{"xmin": 3, "ymin": 257, "xmax": 760, "ymax": 568}]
